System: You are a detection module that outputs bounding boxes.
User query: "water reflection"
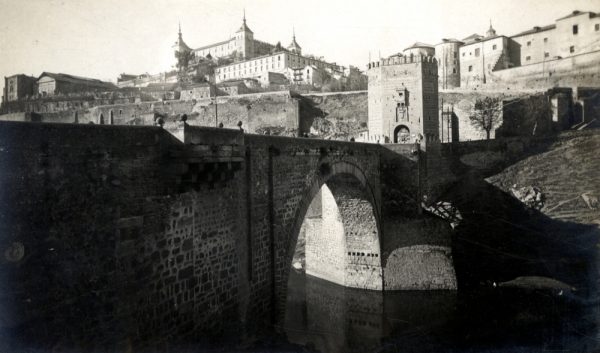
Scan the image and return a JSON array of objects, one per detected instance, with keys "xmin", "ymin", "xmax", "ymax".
[{"xmin": 284, "ymin": 270, "xmax": 600, "ymax": 353}]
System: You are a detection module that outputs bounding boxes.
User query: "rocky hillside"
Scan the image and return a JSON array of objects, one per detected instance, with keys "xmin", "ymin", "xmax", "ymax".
[
  {"xmin": 486, "ymin": 131, "xmax": 600, "ymax": 225},
  {"xmin": 298, "ymin": 91, "xmax": 368, "ymax": 140}
]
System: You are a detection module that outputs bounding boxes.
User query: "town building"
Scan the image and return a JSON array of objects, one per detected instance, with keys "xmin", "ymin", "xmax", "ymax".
[
  {"xmin": 343, "ymin": 66, "xmax": 369, "ymax": 91},
  {"xmin": 214, "ymin": 51, "xmax": 342, "ymax": 86},
  {"xmin": 179, "ymin": 83, "xmax": 216, "ymax": 100},
  {"xmin": 435, "ymin": 39, "xmax": 463, "ymax": 89},
  {"xmin": 510, "ymin": 11, "xmax": 600, "ymax": 66},
  {"xmin": 458, "ymin": 23, "xmax": 515, "ymax": 88},
  {"xmin": 177, "ymin": 14, "xmax": 345, "ymax": 88},
  {"xmin": 117, "ymin": 72, "xmax": 178, "ymax": 88},
  {"xmin": 404, "ymin": 10, "xmax": 600, "ymax": 90},
  {"xmin": 403, "ymin": 42, "xmax": 435, "ymax": 57},
  {"xmin": 217, "ymin": 80, "xmax": 251, "ymax": 96},
  {"xmin": 3, "ymin": 74, "xmax": 36, "ymax": 103},
  {"xmin": 114, "ymin": 12, "xmax": 362, "ymax": 92},
  {"xmin": 36, "ymin": 72, "xmax": 116, "ymax": 96},
  {"xmin": 366, "ymin": 55, "xmax": 439, "ymax": 147},
  {"xmin": 192, "ymin": 13, "xmax": 275, "ymax": 61},
  {"xmin": 141, "ymin": 83, "xmax": 180, "ymax": 101}
]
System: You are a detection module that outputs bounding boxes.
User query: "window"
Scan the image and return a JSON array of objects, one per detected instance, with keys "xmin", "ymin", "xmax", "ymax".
[
  {"xmin": 544, "ymin": 37, "xmax": 548, "ymax": 43},
  {"xmin": 452, "ymin": 68, "xmax": 457, "ymax": 74},
  {"xmin": 596, "ymin": 24, "xmax": 600, "ymax": 31},
  {"xmin": 468, "ymin": 65, "xmax": 473, "ymax": 72},
  {"xmin": 492, "ymin": 44, "xmax": 497, "ymax": 50},
  {"xmin": 573, "ymin": 25, "xmax": 578, "ymax": 34},
  {"xmin": 570, "ymin": 46, "xmax": 575, "ymax": 53},
  {"xmin": 474, "ymin": 48, "xmax": 480, "ymax": 57},
  {"xmin": 526, "ymin": 56, "xmax": 531, "ymax": 61},
  {"xmin": 462, "ymin": 52, "xmax": 465, "ymax": 57},
  {"xmin": 544, "ymin": 52, "xmax": 549, "ymax": 58},
  {"xmin": 527, "ymin": 41, "xmax": 531, "ymax": 46}
]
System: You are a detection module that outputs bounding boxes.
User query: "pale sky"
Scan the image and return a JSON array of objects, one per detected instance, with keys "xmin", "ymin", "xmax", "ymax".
[{"xmin": 1, "ymin": 0, "xmax": 599, "ymax": 90}]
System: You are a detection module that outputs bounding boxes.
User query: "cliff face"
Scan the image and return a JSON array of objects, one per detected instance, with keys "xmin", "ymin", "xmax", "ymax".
[{"xmin": 298, "ymin": 91, "xmax": 368, "ymax": 140}]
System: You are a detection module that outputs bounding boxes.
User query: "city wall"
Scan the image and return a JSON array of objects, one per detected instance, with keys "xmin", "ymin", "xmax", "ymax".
[{"xmin": 488, "ymin": 50, "xmax": 600, "ymax": 91}]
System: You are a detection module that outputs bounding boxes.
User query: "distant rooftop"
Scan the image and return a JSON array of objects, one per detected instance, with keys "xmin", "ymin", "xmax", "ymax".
[
  {"xmin": 38, "ymin": 72, "xmax": 115, "ymax": 88},
  {"xmin": 556, "ymin": 10, "xmax": 599, "ymax": 21},
  {"xmin": 437, "ymin": 38, "xmax": 464, "ymax": 45},
  {"xmin": 404, "ymin": 42, "xmax": 434, "ymax": 50},
  {"xmin": 510, "ymin": 24, "xmax": 556, "ymax": 38}
]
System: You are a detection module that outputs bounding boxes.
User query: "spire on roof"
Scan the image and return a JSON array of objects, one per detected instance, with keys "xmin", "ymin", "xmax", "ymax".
[
  {"xmin": 236, "ymin": 9, "xmax": 253, "ymax": 34},
  {"xmin": 486, "ymin": 19, "xmax": 497, "ymax": 37},
  {"xmin": 287, "ymin": 27, "xmax": 302, "ymax": 54},
  {"xmin": 174, "ymin": 22, "xmax": 191, "ymax": 52}
]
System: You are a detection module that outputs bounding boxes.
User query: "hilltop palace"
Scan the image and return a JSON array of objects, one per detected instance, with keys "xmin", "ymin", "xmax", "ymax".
[{"xmin": 116, "ymin": 13, "xmax": 353, "ymax": 89}]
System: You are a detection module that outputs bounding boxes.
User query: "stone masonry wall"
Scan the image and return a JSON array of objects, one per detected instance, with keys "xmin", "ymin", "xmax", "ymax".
[
  {"xmin": 0, "ymin": 122, "xmax": 247, "ymax": 351},
  {"xmin": 305, "ymin": 186, "xmax": 346, "ymax": 286},
  {"xmin": 243, "ymin": 134, "xmax": 384, "ymax": 320},
  {"xmin": 0, "ymin": 122, "xmax": 173, "ymax": 350}
]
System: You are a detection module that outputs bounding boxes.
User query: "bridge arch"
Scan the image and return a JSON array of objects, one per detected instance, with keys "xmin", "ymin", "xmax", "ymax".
[{"xmin": 285, "ymin": 160, "xmax": 383, "ymax": 291}]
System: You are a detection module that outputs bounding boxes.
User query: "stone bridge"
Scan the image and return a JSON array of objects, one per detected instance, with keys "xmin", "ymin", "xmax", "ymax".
[{"xmin": 0, "ymin": 121, "xmax": 456, "ymax": 351}]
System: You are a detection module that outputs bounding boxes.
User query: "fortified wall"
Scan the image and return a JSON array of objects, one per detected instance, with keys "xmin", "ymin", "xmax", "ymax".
[{"xmin": 465, "ymin": 49, "xmax": 600, "ymax": 91}]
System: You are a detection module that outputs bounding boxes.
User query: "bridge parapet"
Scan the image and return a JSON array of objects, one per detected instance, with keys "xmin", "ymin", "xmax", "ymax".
[{"xmin": 167, "ymin": 123, "xmax": 245, "ymax": 189}]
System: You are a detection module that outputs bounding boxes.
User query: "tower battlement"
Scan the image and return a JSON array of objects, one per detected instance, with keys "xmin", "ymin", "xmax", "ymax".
[{"xmin": 368, "ymin": 55, "xmax": 437, "ymax": 70}]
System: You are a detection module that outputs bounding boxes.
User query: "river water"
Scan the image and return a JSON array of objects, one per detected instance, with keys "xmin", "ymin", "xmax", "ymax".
[{"xmin": 281, "ymin": 271, "xmax": 600, "ymax": 353}]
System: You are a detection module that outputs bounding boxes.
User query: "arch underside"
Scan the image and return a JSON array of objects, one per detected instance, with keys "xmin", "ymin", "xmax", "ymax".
[
  {"xmin": 297, "ymin": 167, "xmax": 383, "ymax": 290},
  {"xmin": 393, "ymin": 125, "xmax": 411, "ymax": 143}
]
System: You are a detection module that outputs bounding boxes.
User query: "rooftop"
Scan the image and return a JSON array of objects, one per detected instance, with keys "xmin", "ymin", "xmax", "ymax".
[
  {"xmin": 193, "ymin": 39, "xmax": 231, "ymax": 52},
  {"xmin": 404, "ymin": 42, "xmax": 434, "ymax": 50},
  {"xmin": 437, "ymin": 38, "xmax": 464, "ymax": 45},
  {"xmin": 38, "ymin": 72, "xmax": 115, "ymax": 88},
  {"xmin": 556, "ymin": 10, "xmax": 598, "ymax": 21},
  {"xmin": 461, "ymin": 33, "xmax": 505, "ymax": 46},
  {"xmin": 510, "ymin": 24, "xmax": 556, "ymax": 38}
]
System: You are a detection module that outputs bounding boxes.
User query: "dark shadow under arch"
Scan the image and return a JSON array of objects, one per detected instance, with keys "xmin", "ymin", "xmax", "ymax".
[{"xmin": 393, "ymin": 125, "xmax": 410, "ymax": 143}]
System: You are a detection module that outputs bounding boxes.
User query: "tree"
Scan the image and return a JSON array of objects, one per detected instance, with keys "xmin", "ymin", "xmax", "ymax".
[
  {"xmin": 469, "ymin": 97, "xmax": 502, "ymax": 140},
  {"xmin": 175, "ymin": 50, "xmax": 193, "ymax": 72}
]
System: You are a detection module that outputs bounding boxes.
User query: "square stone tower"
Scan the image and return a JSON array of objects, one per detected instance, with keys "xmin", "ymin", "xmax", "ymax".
[{"xmin": 367, "ymin": 55, "xmax": 439, "ymax": 149}]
